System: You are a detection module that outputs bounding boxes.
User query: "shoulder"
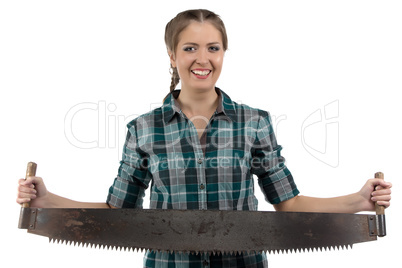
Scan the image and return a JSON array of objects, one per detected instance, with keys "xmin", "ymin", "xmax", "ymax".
[
  {"xmin": 126, "ymin": 106, "xmax": 165, "ymax": 133},
  {"xmin": 221, "ymin": 89, "xmax": 271, "ymax": 123},
  {"xmin": 220, "ymin": 90, "xmax": 269, "ymax": 118},
  {"xmin": 234, "ymin": 101, "xmax": 270, "ymax": 118}
]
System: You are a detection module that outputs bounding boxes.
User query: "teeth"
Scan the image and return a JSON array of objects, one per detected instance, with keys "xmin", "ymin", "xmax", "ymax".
[
  {"xmin": 46, "ymin": 239, "xmax": 354, "ymax": 254},
  {"xmin": 192, "ymin": 70, "xmax": 211, "ymax": 76}
]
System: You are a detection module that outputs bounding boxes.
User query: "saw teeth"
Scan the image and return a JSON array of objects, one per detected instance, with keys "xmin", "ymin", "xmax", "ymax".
[{"xmin": 46, "ymin": 237, "xmax": 355, "ymax": 255}]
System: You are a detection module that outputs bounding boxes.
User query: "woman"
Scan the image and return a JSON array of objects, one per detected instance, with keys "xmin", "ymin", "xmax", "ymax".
[{"xmin": 17, "ymin": 9, "xmax": 392, "ymax": 268}]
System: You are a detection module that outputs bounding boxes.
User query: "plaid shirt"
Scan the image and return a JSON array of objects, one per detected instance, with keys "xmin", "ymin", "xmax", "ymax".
[{"xmin": 107, "ymin": 88, "xmax": 299, "ymax": 267}]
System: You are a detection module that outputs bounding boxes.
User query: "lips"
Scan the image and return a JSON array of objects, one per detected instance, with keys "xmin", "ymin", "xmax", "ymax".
[{"xmin": 191, "ymin": 69, "xmax": 212, "ymax": 79}]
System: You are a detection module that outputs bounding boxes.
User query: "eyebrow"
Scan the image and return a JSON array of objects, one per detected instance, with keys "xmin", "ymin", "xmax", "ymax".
[{"xmin": 182, "ymin": 42, "xmax": 221, "ymax": 46}]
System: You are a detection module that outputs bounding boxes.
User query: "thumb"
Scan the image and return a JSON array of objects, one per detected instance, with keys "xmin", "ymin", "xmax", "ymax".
[
  {"xmin": 20, "ymin": 176, "xmax": 44, "ymax": 187},
  {"xmin": 372, "ymin": 179, "xmax": 392, "ymax": 189}
]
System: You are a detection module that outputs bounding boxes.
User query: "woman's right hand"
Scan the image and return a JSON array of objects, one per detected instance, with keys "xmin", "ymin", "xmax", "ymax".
[{"xmin": 17, "ymin": 176, "xmax": 49, "ymax": 208}]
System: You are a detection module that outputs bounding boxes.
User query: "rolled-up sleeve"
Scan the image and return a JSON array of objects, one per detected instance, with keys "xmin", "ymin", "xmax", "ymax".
[
  {"xmin": 107, "ymin": 122, "xmax": 151, "ymax": 208},
  {"xmin": 251, "ymin": 111, "xmax": 299, "ymax": 205}
]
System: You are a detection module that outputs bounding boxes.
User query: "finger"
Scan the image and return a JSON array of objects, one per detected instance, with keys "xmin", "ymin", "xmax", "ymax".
[
  {"xmin": 18, "ymin": 178, "xmax": 32, "ymax": 187},
  {"xmin": 376, "ymin": 200, "xmax": 391, "ymax": 208},
  {"xmin": 373, "ymin": 179, "xmax": 392, "ymax": 188},
  {"xmin": 372, "ymin": 188, "xmax": 392, "ymax": 196},
  {"xmin": 371, "ymin": 193, "xmax": 391, "ymax": 202},
  {"xmin": 16, "ymin": 194, "xmax": 37, "ymax": 205},
  {"xmin": 17, "ymin": 191, "xmax": 37, "ymax": 199},
  {"xmin": 384, "ymin": 181, "xmax": 392, "ymax": 188},
  {"xmin": 16, "ymin": 192, "xmax": 36, "ymax": 204},
  {"xmin": 18, "ymin": 184, "xmax": 37, "ymax": 194},
  {"xmin": 19, "ymin": 176, "xmax": 42, "ymax": 187},
  {"xmin": 16, "ymin": 197, "xmax": 31, "ymax": 205},
  {"xmin": 19, "ymin": 177, "xmax": 33, "ymax": 186}
]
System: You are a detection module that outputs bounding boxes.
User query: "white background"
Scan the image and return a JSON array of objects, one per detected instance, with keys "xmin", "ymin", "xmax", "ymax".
[{"xmin": 1, "ymin": 0, "xmax": 401, "ymax": 267}]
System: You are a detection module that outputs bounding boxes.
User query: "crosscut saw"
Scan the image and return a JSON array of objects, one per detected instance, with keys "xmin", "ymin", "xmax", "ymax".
[{"xmin": 18, "ymin": 162, "xmax": 387, "ymax": 255}]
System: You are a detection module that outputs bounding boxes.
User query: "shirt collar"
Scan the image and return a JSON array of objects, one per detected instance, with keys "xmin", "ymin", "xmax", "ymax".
[{"xmin": 162, "ymin": 87, "xmax": 238, "ymax": 124}]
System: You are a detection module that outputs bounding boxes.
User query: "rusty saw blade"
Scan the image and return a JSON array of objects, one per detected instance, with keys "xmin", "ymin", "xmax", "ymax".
[
  {"xmin": 18, "ymin": 163, "xmax": 386, "ymax": 254},
  {"xmin": 18, "ymin": 207, "xmax": 384, "ymax": 254}
]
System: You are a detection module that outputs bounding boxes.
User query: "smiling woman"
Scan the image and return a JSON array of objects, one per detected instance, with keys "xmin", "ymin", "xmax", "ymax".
[
  {"xmin": 171, "ymin": 22, "xmax": 224, "ymax": 92},
  {"xmin": 164, "ymin": 9, "xmax": 228, "ymax": 93}
]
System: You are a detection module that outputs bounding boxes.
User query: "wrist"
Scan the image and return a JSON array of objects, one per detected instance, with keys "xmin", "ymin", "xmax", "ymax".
[
  {"xmin": 350, "ymin": 192, "xmax": 373, "ymax": 213},
  {"xmin": 40, "ymin": 191, "xmax": 55, "ymax": 208}
]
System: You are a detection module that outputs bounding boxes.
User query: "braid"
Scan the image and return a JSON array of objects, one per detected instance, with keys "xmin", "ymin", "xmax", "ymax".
[
  {"xmin": 164, "ymin": 65, "xmax": 180, "ymax": 102},
  {"xmin": 169, "ymin": 66, "xmax": 180, "ymax": 92}
]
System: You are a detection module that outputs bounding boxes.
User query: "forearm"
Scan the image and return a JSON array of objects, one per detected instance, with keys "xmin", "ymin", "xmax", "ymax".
[
  {"xmin": 45, "ymin": 192, "xmax": 111, "ymax": 209},
  {"xmin": 274, "ymin": 193, "xmax": 365, "ymax": 214}
]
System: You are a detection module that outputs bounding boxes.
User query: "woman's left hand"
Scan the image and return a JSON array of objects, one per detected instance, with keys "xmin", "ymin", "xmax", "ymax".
[{"xmin": 358, "ymin": 178, "xmax": 392, "ymax": 211}]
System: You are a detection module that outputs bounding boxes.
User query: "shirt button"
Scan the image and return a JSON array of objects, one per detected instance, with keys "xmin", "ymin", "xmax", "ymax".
[
  {"xmin": 200, "ymin": 184, "xmax": 205, "ymax": 190},
  {"xmin": 197, "ymin": 158, "xmax": 203, "ymax": 164}
]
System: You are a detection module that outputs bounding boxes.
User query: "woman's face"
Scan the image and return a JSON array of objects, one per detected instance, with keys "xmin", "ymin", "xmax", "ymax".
[{"xmin": 170, "ymin": 21, "xmax": 225, "ymax": 93}]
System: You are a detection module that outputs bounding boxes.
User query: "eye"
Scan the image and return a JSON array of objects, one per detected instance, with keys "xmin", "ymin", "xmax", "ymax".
[
  {"xmin": 183, "ymin": 46, "xmax": 196, "ymax": 52},
  {"xmin": 209, "ymin": 46, "xmax": 221, "ymax": 52}
]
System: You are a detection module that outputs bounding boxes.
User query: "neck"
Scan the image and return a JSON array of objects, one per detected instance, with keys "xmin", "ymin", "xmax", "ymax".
[{"xmin": 177, "ymin": 87, "xmax": 218, "ymax": 116}]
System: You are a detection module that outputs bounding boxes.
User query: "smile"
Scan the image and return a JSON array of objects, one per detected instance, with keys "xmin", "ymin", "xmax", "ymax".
[{"xmin": 191, "ymin": 69, "xmax": 212, "ymax": 78}]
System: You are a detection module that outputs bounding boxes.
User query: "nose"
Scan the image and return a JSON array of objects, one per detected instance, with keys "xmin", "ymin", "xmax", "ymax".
[{"xmin": 196, "ymin": 49, "xmax": 209, "ymax": 65}]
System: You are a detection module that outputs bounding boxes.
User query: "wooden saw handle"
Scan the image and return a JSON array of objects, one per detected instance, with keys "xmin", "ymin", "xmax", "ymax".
[
  {"xmin": 374, "ymin": 172, "xmax": 385, "ymax": 215},
  {"xmin": 22, "ymin": 162, "xmax": 37, "ymax": 208},
  {"xmin": 374, "ymin": 172, "xmax": 387, "ymax": 237}
]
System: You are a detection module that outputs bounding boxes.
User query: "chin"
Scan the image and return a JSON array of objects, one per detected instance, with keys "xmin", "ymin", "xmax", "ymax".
[
  {"xmin": 194, "ymin": 80, "xmax": 219, "ymax": 90},
  {"xmin": 192, "ymin": 85, "xmax": 217, "ymax": 92}
]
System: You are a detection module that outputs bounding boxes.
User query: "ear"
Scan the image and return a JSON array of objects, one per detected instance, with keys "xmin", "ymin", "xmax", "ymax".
[{"xmin": 168, "ymin": 50, "xmax": 177, "ymax": 68}]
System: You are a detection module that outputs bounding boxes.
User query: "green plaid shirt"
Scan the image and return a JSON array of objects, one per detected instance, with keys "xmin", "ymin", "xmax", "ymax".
[{"xmin": 107, "ymin": 88, "xmax": 299, "ymax": 267}]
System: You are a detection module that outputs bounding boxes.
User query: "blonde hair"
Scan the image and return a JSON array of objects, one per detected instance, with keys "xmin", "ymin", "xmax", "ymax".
[{"xmin": 164, "ymin": 9, "xmax": 228, "ymax": 94}]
